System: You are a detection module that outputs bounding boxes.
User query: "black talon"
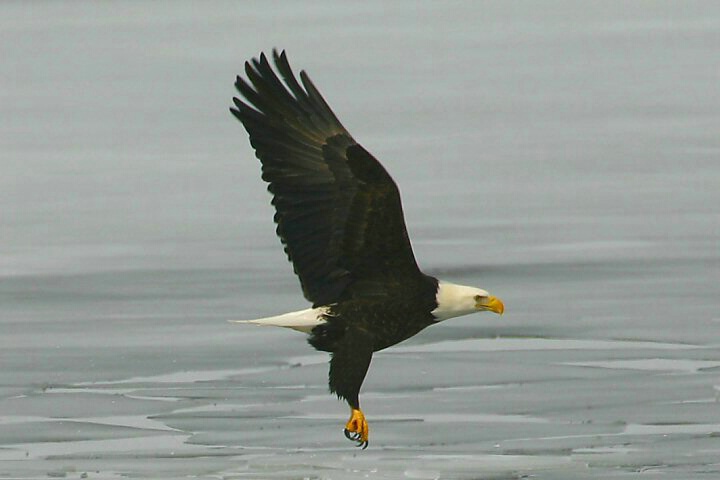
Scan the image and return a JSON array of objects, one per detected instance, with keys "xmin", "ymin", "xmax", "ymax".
[{"xmin": 344, "ymin": 428, "xmax": 368, "ymax": 448}]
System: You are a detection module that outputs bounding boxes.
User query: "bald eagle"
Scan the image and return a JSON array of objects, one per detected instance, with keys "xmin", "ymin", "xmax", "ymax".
[{"xmin": 230, "ymin": 50, "xmax": 504, "ymax": 449}]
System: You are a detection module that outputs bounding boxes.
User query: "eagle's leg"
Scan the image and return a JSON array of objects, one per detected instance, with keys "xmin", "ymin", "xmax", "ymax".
[
  {"xmin": 327, "ymin": 326, "xmax": 374, "ymax": 449},
  {"xmin": 344, "ymin": 406, "xmax": 369, "ymax": 448}
]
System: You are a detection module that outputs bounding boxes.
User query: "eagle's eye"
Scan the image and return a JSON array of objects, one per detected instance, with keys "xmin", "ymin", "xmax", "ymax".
[{"xmin": 474, "ymin": 294, "xmax": 484, "ymax": 301}]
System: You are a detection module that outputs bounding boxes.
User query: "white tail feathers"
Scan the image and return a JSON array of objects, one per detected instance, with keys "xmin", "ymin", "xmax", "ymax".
[{"xmin": 229, "ymin": 307, "xmax": 328, "ymax": 333}]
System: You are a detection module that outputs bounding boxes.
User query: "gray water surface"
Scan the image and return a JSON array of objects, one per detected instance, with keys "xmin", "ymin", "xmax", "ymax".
[{"xmin": 2, "ymin": 2, "xmax": 720, "ymax": 479}]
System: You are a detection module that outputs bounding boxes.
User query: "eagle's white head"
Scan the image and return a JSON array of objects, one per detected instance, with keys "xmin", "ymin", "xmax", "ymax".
[{"xmin": 431, "ymin": 281, "xmax": 504, "ymax": 322}]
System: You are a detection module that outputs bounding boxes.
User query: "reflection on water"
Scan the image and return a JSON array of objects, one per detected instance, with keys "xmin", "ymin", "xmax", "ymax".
[{"xmin": 2, "ymin": 1, "xmax": 720, "ymax": 479}]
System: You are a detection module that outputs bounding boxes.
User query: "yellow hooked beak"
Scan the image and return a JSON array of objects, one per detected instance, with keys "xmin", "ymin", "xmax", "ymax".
[{"xmin": 476, "ymin": 295, "xmax": 505, "ymax": 315}]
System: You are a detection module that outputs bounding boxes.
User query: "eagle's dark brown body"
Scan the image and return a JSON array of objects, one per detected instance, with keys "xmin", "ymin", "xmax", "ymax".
[{"xmin": 307, "ymin": 273, "xmax": 439, "ymax": 409}]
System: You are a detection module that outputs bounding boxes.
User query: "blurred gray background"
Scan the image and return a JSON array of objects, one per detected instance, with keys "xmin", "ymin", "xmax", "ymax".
[{"xmin": 2, "ymin": 1, "xmax": 719, "ymax": 479}]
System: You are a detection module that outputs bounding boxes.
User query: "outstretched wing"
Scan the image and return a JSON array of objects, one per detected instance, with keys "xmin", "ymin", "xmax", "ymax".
[{"xmin": 231, "ymin": 50, "xmax": 420, "ymax": 307}]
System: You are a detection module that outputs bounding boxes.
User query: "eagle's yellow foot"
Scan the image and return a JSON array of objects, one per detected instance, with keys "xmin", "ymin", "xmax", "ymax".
[{"xmin": 343, "ymin": 407, "xmax": 369, "ymax": 449}]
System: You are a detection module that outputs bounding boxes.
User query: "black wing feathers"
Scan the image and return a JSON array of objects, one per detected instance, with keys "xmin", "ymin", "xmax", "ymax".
[{"xmin": 231, "ymin": 50, "xmax": 420, "ymax": 306}]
